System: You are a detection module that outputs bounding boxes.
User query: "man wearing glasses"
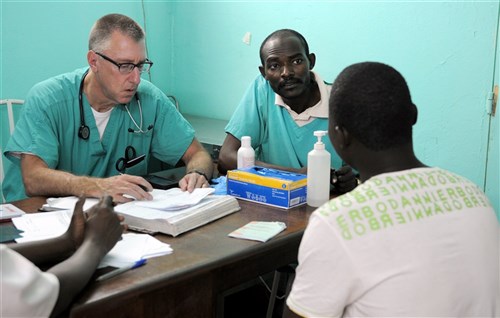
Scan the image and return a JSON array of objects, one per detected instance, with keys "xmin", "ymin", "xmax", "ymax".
[{"xmin": 3, "ymin": 13, "xmax": 213, "ymax": 203}]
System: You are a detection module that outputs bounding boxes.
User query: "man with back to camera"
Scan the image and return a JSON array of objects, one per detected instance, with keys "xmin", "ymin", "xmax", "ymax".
[
  {"xmin": 284, "ymin": 62, "xmax": 499, "ymax": 317},
  {"xmin": 217, "ymin": 29, "xmax": 357, "ymax": 194},
  {"xmin": 2, "ymin": 13, "xmax": 213, "ymax": 203}
]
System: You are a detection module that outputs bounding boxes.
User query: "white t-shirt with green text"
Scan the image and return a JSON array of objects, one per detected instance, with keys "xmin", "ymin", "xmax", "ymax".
[
  {"xmin": 1, "ymin": 245, "xmax": 59, "ymax": 317},
  {"xmin": 287, "ymin": 167, "xmax": 499, "ymax": 317}
]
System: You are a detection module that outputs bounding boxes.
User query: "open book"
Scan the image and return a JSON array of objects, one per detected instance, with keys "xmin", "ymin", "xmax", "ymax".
[{"xmin": 114, "ymin": 191, "xmax": 241, "ymax": 237}]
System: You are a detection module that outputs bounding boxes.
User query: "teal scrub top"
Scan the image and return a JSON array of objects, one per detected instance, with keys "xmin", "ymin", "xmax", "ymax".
[
  {"xmin": 225, "ymin": 74, "xmax": 342, "ymax": 170},
  {"xmin": 3, "ymin": 68, "xmax": 194, "ymax": 201}
]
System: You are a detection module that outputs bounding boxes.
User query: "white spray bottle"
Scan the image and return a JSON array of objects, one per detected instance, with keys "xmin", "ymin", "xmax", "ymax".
[{"xmin": 306, "ymin": 130, "xmax": 331, "ymax": 207}]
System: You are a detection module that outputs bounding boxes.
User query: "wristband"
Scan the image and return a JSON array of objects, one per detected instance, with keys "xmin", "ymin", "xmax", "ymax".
[{"xmin": 187, "ymin": 169, "xmax": 209, "ymax": 183}]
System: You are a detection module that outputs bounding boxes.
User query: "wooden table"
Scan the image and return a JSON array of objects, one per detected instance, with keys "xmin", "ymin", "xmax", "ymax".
[{"xmin": 11, "ymin": 196, "xmax": 316, "ymax": 318}]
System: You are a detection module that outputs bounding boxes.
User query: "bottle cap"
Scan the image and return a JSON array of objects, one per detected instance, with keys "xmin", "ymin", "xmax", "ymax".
[
  {"xmin": 241, "ymin": 136, "xmax": 252, "ymax": 147},
  {"xmin": 313, "ymin": 130, "xmax": 327, "ymax": 144}
]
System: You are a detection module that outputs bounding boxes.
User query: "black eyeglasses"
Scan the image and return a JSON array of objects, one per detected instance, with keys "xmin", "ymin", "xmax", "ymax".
[{"xmin": 94, "ymin": 51, "xmax": 153, "ymax": 74}]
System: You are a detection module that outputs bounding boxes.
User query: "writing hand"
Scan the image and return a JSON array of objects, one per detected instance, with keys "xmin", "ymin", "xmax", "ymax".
[
  {"xmin": 84, "ymin": 195, "xmax": 124, "ymax": 254},
  {"xmin": 65, "ymin": 197, "xmax": 87, "ymax": 250}
]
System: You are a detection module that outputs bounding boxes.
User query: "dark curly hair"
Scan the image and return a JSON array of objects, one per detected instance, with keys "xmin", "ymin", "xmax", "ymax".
[{"xmin": 329, "ymin": 62, "xmax": 416, "ymax": 151}]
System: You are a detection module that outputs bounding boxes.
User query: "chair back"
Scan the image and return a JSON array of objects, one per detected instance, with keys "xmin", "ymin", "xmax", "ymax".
[{"xmin": 1, "ymin": 99, "xmax": 24, "ymax": 202}]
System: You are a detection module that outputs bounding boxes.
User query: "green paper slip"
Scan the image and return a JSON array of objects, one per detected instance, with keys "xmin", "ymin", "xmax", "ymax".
[{"xmin": 228, "ymin": 221, "xmax": 287, "ymax": 242}]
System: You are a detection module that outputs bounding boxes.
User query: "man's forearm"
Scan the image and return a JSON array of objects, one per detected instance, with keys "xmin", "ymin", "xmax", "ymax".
[
  {"xmin": 9, "ymin": 234, "xmax": 74, "ymax": 266},
  {"xmin": 185, "ymin": 151, "xmax": 214, "ymax": 182},
  {"xmin": 21, "ymin": 154, "xmax": 103, "ymax": 198},
  {"xmin": 22, "ymin": 166, "xmax": 101, "ymax": 198},
  {"xmin": 48, "ymin": 240, "xmax": 106, "ymax": 317}
]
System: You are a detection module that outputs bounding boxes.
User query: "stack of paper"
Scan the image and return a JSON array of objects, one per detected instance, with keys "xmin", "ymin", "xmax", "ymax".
[
  {"xmin": 40, "ymin": 188, "xmax": 241, "ymax": 237},
  {"xmin": 44, "ymin": 188, "xmax": 218, "ymax": 212},
  {"xmin": 135, "ymin": 188, "xmax": 216, "ymax": 210},
  {"xmin": 115, "ymin": 190, "xmax": 241, "ymax": 237},
  {"xmin": 99, "ymin": 233, "xmax": 172, "ymax": 268},
  {"xmin": 13, "ymin": 210, "xmax": 72, "ymax": 242},
  {"xmin": 43, "ymin": 197, "xmax": 98, "ymax": 211},
  {"xmin": 12, "ymin": 210, "xmax": 172, "ymax": 268}
]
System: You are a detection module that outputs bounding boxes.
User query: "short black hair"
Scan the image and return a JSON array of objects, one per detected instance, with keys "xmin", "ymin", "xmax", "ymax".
[
  {"xmin": 329, "ymin": 62, "xmax": 416, "ymax": 151},
  {"xmin": 259, "ymin": 29, "xmax": 309, "ymax": 65}
]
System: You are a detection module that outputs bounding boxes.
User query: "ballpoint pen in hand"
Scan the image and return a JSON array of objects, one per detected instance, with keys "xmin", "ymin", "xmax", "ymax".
[{"xmin": 96, "ymin": 259, "xmax": 147, "ymax": 282}]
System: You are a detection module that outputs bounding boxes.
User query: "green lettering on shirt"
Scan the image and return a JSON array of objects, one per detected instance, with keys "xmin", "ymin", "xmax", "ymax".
[{"xmin": 349, "ymin": 209, "xmax": 363, "ymax": 223}]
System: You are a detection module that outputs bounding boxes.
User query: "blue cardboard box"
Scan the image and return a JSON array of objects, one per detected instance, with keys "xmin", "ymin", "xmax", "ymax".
[{"xmin": 227, "ymin": 166, "xmax": 307, "ymax": 209}]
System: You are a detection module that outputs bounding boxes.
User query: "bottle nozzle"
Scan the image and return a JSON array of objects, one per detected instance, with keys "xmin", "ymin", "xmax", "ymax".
[{"xmin": 313, "ymin": 130, "xmax": 328, "ymax": 144}]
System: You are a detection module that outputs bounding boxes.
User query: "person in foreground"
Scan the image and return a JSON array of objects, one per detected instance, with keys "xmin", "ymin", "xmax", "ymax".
[
  {"xmin": 284, "ymin": 62, "xmax": 499, "ymax": 317},
  {"xmin": 217, "ymin": 29, "xmax": 357, "ymax": 193},
  {"xmin": 2, "ymin": 13, "xmax": 213, "ymax": 203},
  {"xmin": 1, "ymin": 196, "xmax": 124, "ymax": 317}
]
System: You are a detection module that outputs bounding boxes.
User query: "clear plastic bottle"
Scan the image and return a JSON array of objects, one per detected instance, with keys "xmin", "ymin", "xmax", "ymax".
[
  {"xmin": 307, "ymin": 131, "xmax": 331, "ymax": 207},
  {"xmin": 237, "ymin": 136, "xmax": 255, "ymax": 169}
]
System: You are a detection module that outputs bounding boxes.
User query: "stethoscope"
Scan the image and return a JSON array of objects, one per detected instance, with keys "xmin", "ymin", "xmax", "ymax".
[{"xmin": 78, "ymin": 69, "xmax": 153, "ymax": 140}]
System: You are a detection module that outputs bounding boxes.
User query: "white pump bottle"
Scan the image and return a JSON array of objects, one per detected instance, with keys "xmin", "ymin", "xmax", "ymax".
[
  {"xmin": 307, "ymin": 130, "xmax": 331, "ymax": 207},
  {"xmin": 237, "ymin": 136, "xmax": 255, "ymax": 169}
]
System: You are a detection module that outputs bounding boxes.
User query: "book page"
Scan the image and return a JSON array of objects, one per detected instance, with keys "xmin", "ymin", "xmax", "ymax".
[{"xmin": 134, "ymin": 188, "xmax": 215, "ymax": 210}]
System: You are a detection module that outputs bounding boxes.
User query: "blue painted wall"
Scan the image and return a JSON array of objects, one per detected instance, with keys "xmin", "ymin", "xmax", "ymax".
[
  {"xmin": 0, "ymin": 1, "xmax": 173, "ymax": 97},
  {"xmin": 1, "ymin": 1, "xmax": 498, "ymax": 217},
  {"xmin": 172, "ymin": 1, "xmax": 500, "ymax": 218}
]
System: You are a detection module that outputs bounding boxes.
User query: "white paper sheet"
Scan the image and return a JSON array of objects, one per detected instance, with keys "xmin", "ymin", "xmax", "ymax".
[
  {"xmin": 45, "ymin": 196, "xmax": 99, "ymax": 211},
  {"xmin": 13, "ymin": 210, "xmax": 72, "ymax": 242},
  {"xmin": 134, "ymin": 188, "xmax": 215, "ymax": 210},
  {"xmin": 99, "ymin": 233, "xmax": 173, "ymax": 268},
  {"xmin": 11, "ymin": 210, "xmax": 172, "ymax": 268},
  {"xmin": 45, "ymin": 188, "xmax": 215, "ymax": 212},
  {"xmin": 0, "ymin": 204, "xmax": 26, "ymax": 220}
]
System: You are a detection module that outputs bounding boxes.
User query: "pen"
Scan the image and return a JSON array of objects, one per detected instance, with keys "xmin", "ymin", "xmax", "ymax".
[
  {"xmin": 38, "ymin": 205, "xmax": 67, "ymax": 212},
  {"xmin": 96, "ymin": 259, "xmax": 147, "ymax": 282}
]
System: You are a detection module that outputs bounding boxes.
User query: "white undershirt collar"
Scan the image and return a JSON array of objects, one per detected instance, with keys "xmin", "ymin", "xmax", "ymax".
[
  {"xmin": 91, "ymin": 107, "xmax": 113, "ymax": 140},
  {"xmin": 274, "ymin": 71, "xmax": 330, "ymax": 127}
]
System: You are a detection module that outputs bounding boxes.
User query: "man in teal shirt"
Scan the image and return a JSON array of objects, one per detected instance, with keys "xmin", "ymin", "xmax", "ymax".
[
  {"xmin": 3, "ymin": 14, "xmax": 213, "ymax": 202},
  {"xmin": 218, "ymin": 29, "xmax": 356, "ymax": 193}
]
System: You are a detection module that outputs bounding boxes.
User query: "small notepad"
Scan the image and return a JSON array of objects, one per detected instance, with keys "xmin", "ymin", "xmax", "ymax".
[
  {"xmin": 228, "ymin": 221, "xmax": 287, "ymax": 242},
  {"xmin": 0, "ymin": 204, "xmax": 26, "ymax": 221}
]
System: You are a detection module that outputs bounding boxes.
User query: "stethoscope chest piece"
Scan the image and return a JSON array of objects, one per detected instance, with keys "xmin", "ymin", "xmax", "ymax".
[{"xmin": 78, "ymin": 125, "xmax": 90, "ymax": 140}]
